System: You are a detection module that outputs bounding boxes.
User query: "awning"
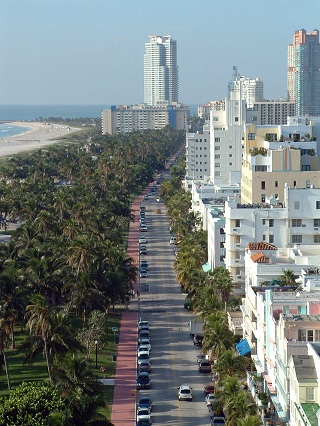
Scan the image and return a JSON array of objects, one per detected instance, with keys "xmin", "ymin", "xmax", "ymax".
[
  {"xmin": 263, "ymin": 374, "xmax": 276, "ymax": 394},
  {"xmin": 202, "ymin": 262, "xmax": 211, "ymax": 273},
  {"xmin": 236, "ymin": 339, "xmax": 251, "ymax": 356}
]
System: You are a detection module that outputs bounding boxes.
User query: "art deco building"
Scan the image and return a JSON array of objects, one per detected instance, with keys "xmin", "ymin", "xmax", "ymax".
[
  {"xmin": 288, "ymin": 29, "xmax": 320, "ymax": 116},
  {"xmin": 144, "ymin": 35, "xmax": 179, "ymax": 106}
]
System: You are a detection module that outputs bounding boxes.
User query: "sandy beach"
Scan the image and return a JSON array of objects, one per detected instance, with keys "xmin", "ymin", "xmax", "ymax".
[{"xmin": 0, "ymin": 122, "xmax": 81, "ymax": 158}]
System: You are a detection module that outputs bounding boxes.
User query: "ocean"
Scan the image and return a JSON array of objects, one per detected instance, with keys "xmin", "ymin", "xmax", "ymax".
[
  {"xmin": 0, "ymin": 104, "xmax": 199, "ymax": 122},
  {"xmin": 0, "ymin": 104, "xmax": 199, "ymax": 138}
]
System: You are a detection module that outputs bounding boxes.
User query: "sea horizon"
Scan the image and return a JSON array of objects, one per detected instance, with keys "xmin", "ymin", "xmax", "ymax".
[{"xmin": 0, "ymin": 104, "xmax": 199, "ymax": 122}]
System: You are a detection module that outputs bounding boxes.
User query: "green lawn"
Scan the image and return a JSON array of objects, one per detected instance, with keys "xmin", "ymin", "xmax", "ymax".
[{"xmin": 0, "ymin": 309, "xmax": 123, "ymax": 420}]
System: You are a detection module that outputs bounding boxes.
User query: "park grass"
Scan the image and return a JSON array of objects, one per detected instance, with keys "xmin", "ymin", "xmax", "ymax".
[{"xmin": 0, "ymin": 308, "xmax": 123, "ymax": 420}]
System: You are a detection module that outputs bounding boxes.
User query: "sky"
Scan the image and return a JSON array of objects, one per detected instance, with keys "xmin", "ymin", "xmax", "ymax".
[{"xmin": 0, "ymin": 0, "xmax": 319, "ymax": 106}]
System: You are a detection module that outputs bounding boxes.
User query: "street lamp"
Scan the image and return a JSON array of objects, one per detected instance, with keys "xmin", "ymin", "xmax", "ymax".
[{"xmin": 95, "ymin": 340, "xmax": 98, "ymax": 369}]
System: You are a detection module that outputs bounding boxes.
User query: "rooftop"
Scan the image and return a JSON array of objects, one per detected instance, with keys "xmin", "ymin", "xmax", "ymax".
[{"xmin": 292, "ymin": 355, "xmax": 317, "ymax": 380}]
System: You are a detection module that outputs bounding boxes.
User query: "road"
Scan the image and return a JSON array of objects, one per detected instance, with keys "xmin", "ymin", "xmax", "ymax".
[{"xmin": 137, "ymin": 177, "xmax": 212, "ymax": 425}]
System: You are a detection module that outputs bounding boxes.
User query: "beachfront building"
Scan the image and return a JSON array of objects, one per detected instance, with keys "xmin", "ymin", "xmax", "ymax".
[
  {"xmin": 185, "ymin": 122, "xmax": 210, "ymax": 183},
  {"xmin": 144, "ymin": 35, "xmax": 179, "ymax": 106},
  {"xmin": 250, "ymin": 99, "xmax": 296, "ymax": 125},
  {"xmin": 241, "ymin": 116, "xmax": 320, "ymax": 205},
  {"xmin": 288, "ymin": 29, "xmax": 320, "ymax": 117},
  {"xmin": 101, "ymin": 103, "xmax": 189, "ymax": 135}
]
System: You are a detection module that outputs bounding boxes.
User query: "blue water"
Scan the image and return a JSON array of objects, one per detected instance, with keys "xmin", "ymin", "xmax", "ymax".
[
  {"xmin": 0, "ymin": 104, "xmax": 199, "ymax": 122},
  {"xmin": 0, "ymin": 123, "xmax": 32, "ymax": 138}
]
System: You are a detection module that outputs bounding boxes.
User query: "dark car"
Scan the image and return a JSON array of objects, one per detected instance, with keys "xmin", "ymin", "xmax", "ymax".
[
  {"xmin": 193, "ymin": 335, "xmax": 203, "ymax": 346},
  {"xmin": 137, "ymin": 419, "xmax": 152, "ymax": 426},
  {"xmin": 140, "ymin": 260, "xmax": 148, "ymax": 270},
  {"xmin": 139, "ymin": 331, "xmax": 150, "ymax": 341},
  {"xmin": 140, "ymin": 246, "xmax": 147, "ymax": 255},
  {"xmin": 199, "ymin": 361, "xmax": 212, "ymax": 373},
  {"xmin": 137, "ymin": 353, "xmax": 150, "ymax": 365},
  {"xmin": 137, "ymin": 396, "xmax": 152, "ymax": 412},
  {"xmin": 136, "ymin": 372, "xmax": 151, "ymax": 389},
  {"xmin": 138, "ymin": 360, "xmax": 152, "ymax": 373}
]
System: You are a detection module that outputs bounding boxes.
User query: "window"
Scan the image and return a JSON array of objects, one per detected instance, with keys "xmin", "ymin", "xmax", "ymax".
[
  {"xmin": 306, "ymin": 387, "xmax": 315, "ymax": 401},
  {"xmin": 292, "ymin": 219, "xmax": 302, "ymax": 227},
  {"xmin": 235, "ymin": 117, "xmax": 239, "ymax": 122},
  {"xmin": 293, "ymin": 180, "xmax": 297, "ymax": 187},
  {"xmin": 269, "ymin": 235, "xmax": 274, "ymax": 243},
  {"xmin": 262, "ymin": 219, "xmax": 266, "ymax": 225},
  {"xmin": 262, "ymin": 235, "xmax": 266, "ymax": 241},
  {"xmin": 229, "ymin": 154, "xmax": 232, "ymax": 157},
  {"xmin": 229, "ymin": 146, "xmax": 232, "ymax": 149},
  {"xmin": 215, "ymin": 146, "xmax": 221, "ymax": 151},
  {"xmin": 215, "ymin": 163, "xmax": 221, "ymax": 167},
  {"xmin": 294, "ymin": 201, "xmax": 300, "ymax": 210},
  {"xmin": 215, "ymin": 171, "xmax": 221, "ymax": 176},
  {"xmin": 306, "ymin": 180, "xmax": 311, "ymax": 188},
  {"xmin": 215, "ymin": 137, "xmax": 221, "ymax": 142},
  {"xmin": 314, "ymin": 235, "xmax": 320, "ymax": 243},
  {"xmin": 275, "ymin": 181, "xmax": 278, "ymax": 188},
  {"xmin": 235, "ymin": 219, "xmax": 240, "ymax": 227},
  {"xmin": 292, "ymin": 235, "xmax": 302, "ymax": 243},
  {"xmin": 229, "ymin": 163, "xmax": 232, "ymax": 166},
  {"xmin": 316, "ymin": 201, "xmax": 320, "ymax": 209},
  {"xmin": 261, "ymin": 181, "xmax": 266, "ymax": 190},
  {"xmin": 261, "ymin": 194, "xmax": 266, "ymax": 202},
  {"xmin": 269, "ymin": 219, "xmax": 274, "ymax": 227},
  {"xmin": 283, "ymin": 306, "xmax": 290, "ymax": 314},
  {"xmin": 248, "ymin": 133, "xmax": 255, "ymax": 140},
  {"xmin": 314, "ymin": 219, "xmax": 320, "ymax": 227},
  {"xmin": 215, "ymin": 154, "xmax": 220, "ymax": 159}
]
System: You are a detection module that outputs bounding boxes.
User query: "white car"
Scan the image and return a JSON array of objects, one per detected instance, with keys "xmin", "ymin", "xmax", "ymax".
[
  {"xmin": 139, "ymin": 338, "xmax": 151, "ymax": 351},
  {"xmin": 138, "ymin": 344, "xmax": 151, "ymax": 353},
  {"xmin": 136, "ymin": 407, "xmax": 151, "ymax": 422},
  {"xmin": 139, "ymin": 236, "xmax": 147, "ymax": 244},
  {"xmin": 178, "ymin": 385, "xmax": 193, "ymax": 401},
  {"xmin": 206, "ymin": 393, "xmax": 215, "ymax": 408},
  {"xmin": 140, "ymin": 224, "xmax": 148, "ymax": 232},
  {"xmin": 137, "ymin": 347, "xmax": 150, "ymax": 358}
]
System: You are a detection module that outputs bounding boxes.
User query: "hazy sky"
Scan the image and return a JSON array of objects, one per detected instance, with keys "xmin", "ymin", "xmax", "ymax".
[{"xmin": 0, "ymin": 0, "xmax": 319, "ymax": 106}]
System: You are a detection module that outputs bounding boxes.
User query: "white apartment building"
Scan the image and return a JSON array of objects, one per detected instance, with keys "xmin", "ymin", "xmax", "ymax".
[
  {"xmin": 251, "ymin": 99, "xmax": 296, "ymax": 125},
  {"xmin": 144, "ymin": 35, "xmax": 179, "ymax": 106},
  {"xmin": 209, "ymin": 90, "xmax": 245, "ymax": 185},
  {"xmin": 101, "ymin": 103, "xmax": 189, "ymax": 135},
  {"xmin": 185, "ymin": 123, "xmax": 210, "ymax": 183},
  {"xmin": 228, "ymin": 66, "xmax": 264, "ymax": 108}
]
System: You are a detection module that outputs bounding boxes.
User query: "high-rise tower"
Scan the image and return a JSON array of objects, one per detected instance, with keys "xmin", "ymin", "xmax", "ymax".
[
  {"xmin": 144, "ymin": 35, "xmax": 179, "ymax": 106},
  {"xmin": 228, "ymin": 66, "xmax": 264, "ymax": 108},
  {"xmin": 288, "ymin": 29, "xmax": 320, "ymax": 116}
]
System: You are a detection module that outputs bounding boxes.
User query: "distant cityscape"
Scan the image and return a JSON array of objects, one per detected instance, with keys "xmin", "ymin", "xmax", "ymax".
[{"xmin": 106, "ymin": 27, "xmax": 320, "ymax": 426}]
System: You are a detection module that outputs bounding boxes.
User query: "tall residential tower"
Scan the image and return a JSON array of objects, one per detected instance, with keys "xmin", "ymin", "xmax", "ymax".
[
  {"xmin": 288, "ymin": 29, "xmax": 320, "ymax": 116},
  {"xmin": 144, "ymin": 35, "xmax": 179, "ymax": 106}
]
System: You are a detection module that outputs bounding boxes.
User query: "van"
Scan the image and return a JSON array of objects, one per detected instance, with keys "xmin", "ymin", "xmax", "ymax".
[{"xmin": 169, "ymin": 236, "xmax": 177, "ymax": 245}]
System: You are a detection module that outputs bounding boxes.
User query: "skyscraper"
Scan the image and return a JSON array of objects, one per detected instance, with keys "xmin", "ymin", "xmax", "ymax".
[
  {"xmin": 144, "ymin": 35, "xmax": 179, "ymax": 106},
  {"xmin": 288, "ymin": 29, "xmax": 320, "ymax": 116},
  {"xmin": 228, "ymin": 66, "xmax": 264, "ymax": 108}
]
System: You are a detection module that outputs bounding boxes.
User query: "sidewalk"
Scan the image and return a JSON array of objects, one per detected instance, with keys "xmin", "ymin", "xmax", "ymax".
[{"xmin": 110, "ymin": 188, "xmax": 151, "ymax": 425}]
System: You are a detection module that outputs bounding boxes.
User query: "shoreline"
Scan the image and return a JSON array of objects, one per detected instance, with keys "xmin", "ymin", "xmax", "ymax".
[{"xmin": 0, "ymin": 121, "xmax": 80, "ymax": 158}]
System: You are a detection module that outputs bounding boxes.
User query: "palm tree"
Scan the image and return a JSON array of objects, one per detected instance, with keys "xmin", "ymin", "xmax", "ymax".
[
  {"xmin": 214, "ymin": 349, "xmax": 247, "ymax": 379},
  {"xmin": 236, "ymin": 415, "xmax": 261, "ymax": 426},
  {"xmin": 0, "ymin": 314, "xmax": 12, "ymax": 390},
  {"xmin": 202, "ymin": 312, "xmax": 235, "ymax": 359},
  {"xmin": 279, "ymin": 269, "xmax": 296, "ymax": 286},
  {"xmin": 225, "ymin": 392, "xmax": 257, "ymax": 425},
  {"xmin": 208, "ymin": 267, "xmax": 235, "ymax": 311}
]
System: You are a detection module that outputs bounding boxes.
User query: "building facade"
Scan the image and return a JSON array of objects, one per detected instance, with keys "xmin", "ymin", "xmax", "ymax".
[
  {"xmin": 185, "ymin": 123, "xmax": 211, "ymax": 182},
  {"xmin": 144, "ymin": 35, "xmax": 179, "ymax": 106},
  {"xmin": 101, "ymin": 103, "xmax": 189, "ymax": 135},
  {"xmin": 228, "ymin": 66, "xmax": 264, "ymax": 108},
  {"xmin": 251, "ymin": 99, "xmax": 296, "ymax": 125},
  {"xmin": 288, "ymin": 29, "xmax": 320, "ymax": 116}
]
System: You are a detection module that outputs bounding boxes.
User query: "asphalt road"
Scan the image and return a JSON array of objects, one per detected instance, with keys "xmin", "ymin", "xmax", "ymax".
[{"xmin": 137, "ymin": 177, "xmax": 212, "ymax": 425}]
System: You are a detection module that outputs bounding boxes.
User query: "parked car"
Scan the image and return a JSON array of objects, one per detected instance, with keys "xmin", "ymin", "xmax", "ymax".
[
  {"xmin": 140, "ymin": 224, "xmax": 148, "ymax": 232},
  {"xmin": 139, "ymin": 236, "xmax": 147, "ymax": 244},
  {"xmin": 206, "ymin": 393, "xmax": 216, "ymax": 408},
  {"xmin": 199, "ymin": 361, "xmax": 212, "ymax": 373},
  {"xmin": 143, "ymin": 195, "xmax": 149, "ymax": 200},
  {"xmin": 210, "ymin": 417, "xmax": 225, "ymax": 425},
  {"xmin": 136, "ymin": 372, "xmax": 151, "ymax": 389},
  {"xmin": 193, "ymin": 335, "xmax": 203, "ymax": 346},
  {"xmin": 139, "ymin": 338, "xmax": 151, "ymax": 351},
  {"xmin": 197, "ymin": 354, "xmax": 208, "ymax": 364},
  {"xmin": 137, "ymin": 419, "xmax": 152, "ymax": 426},
  {"xmin": 169, "ymin": 236, "xmax": 177, "ymax": 245},
  {"xmin": 140, "ymin": 246, "xmax": 147, "ymax": 255},
  {"xmin": 140, "ymin": 260, "xmax": 148, "ymax": 270},
  {"xmin": 138, "ymin": 320, "xmax": 150, "ymax": 329},
  {"xmin": 140, "ymin": 270, "xmax": 148, "ymax": 278},
  {"xmin": 204, "ymin": 383, "xmax": 215, "ymax": 395},
  {"xmin": 137, "ymin": 347, "xmax": 150, "ymax": 358},
  {"xmin": 139, "ymin": 331, "xmax": 150, "ymax": 341},
  {"xmin": 138, "ymin": 360, "xmax": 152, "ymax": 373},
  {"xmin": 137, "ymin": 407, "xmax": 151, "ymax": 422},
  {"xmin": 137, "ymin": 396, "xmax": 152, "ymax": 412},
  {"xmin": 177, "ymin": 385, "xmax": 193, "ymax": 401}
]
